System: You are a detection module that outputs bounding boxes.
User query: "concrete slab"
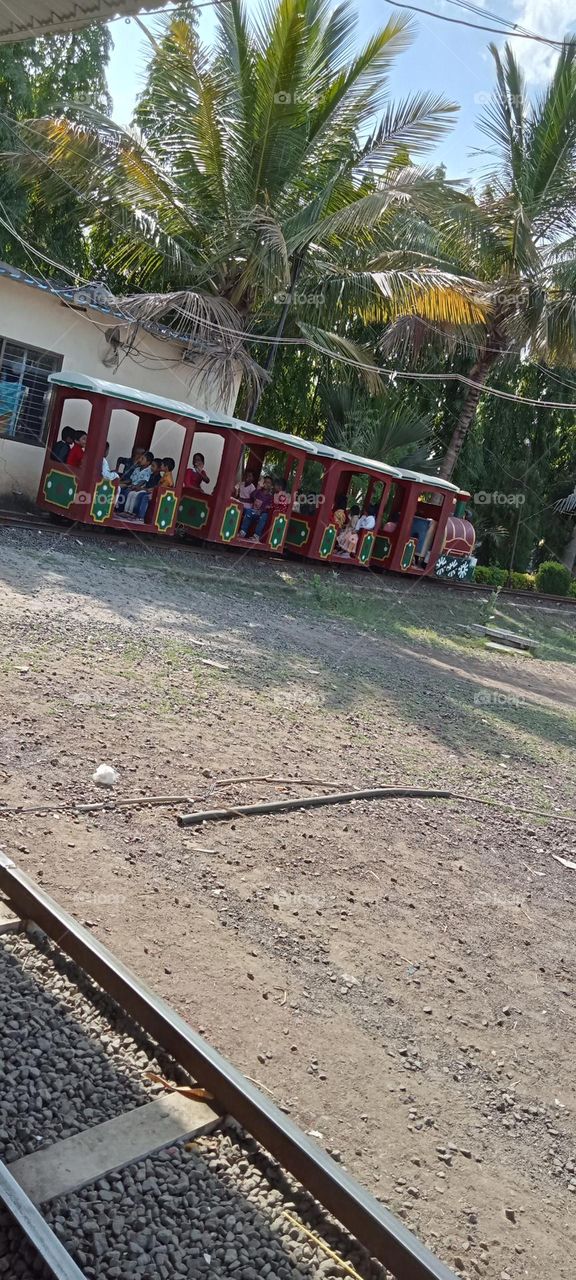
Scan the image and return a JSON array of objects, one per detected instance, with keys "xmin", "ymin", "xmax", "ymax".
[
  {"xmin": 0, "ymin": 900, "xmax": 21, "ymax": 934},
  {"xmin": 8, "ymin": 1092, "xmax": 219, "ymax": 1204}
]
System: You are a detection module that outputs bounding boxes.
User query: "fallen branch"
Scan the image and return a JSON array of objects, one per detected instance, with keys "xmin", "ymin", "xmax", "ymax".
[
  {"xmin": 0, "ymin": 793, "xmax": 196, "ymax": 816},
  {"xmin": 177, "ymin": 787, "xmax": 452, "ymax": 827},
  {"xmin": 212, "ymin": 775, "xmax": 349, "ymax": 789},
  {"xmin": 177, "ymin": 785, "xmax": 576, "ymax": 828}
]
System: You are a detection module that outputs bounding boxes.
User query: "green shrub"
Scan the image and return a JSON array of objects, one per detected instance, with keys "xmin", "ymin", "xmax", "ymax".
[
  {"xmin": 535, "ymin": 560, "xmax": 572, "ymax": 596},
  {"xmin": 473, "ymin": 565, "xmax": 507, "ymax": 586},
  {"xmin": 570, "ymin": 579, "xmax": 576, "ymax": 599},
  {"xmin": 508, "ymin": 571, "xmax": 535, "ymax": 591},
  {"xmin": 474, "ymin": 566, "xmax": 536, "ymax": 591}
]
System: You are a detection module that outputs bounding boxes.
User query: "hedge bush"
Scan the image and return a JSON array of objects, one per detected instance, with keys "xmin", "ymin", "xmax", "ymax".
[
  {"xmin": 508, "ymin": 571, "xmax": 535, "ymax": 591},
  {"xmin": 473, "ymin": 563, "xmax": 576, "ymax": 594},
  {"xmin": 473, "ymin": 565, "xmax": 507, "ymax": 586},
  {"xmin": 535, "ymin": 560, "xmax": 572, "ymax": 596}
]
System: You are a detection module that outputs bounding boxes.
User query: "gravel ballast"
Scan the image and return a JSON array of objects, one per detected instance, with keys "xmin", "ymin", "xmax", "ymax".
[
  {"xmin": 0, "ymin": 930, "xmax": 384, "ymax": 1280},
  {"xmin": 0, "ymin": 932, "xmax": 166, "ymax": 1163},
  {"xmin": 44, "ymin": 1128, "xmax": 384, "ymax": 1280}
]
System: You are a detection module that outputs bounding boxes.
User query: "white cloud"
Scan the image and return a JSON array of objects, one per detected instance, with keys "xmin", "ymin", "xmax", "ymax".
[{"xmin": 511, "ymin": 0, "xmax": 576, "ymax": 84}]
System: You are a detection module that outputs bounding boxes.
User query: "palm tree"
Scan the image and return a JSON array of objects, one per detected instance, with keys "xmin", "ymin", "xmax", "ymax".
[
  {"xmin": 431, "ymin": 40, "xmax": 576, "ymax": 478},
  {"xmin": 322, "ymin": 381, "xmax": 436, "ymax": 466},
  {"xmin": 9, "ymin": 0, "xmax": 485, "ymax": 410}
]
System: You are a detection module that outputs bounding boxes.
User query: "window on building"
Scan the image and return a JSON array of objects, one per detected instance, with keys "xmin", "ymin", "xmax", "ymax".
[{"xmin": 0, "ymin": 339, "xmax": 63, "ymax": 446}]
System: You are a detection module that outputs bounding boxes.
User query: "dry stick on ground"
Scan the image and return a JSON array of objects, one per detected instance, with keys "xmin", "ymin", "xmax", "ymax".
[
  {"xmin": 177, "ymin": 786, "xmax": 576, "ymax": 828},
  {"xmin": 177, "ymin": 787, "xmax": 453, "ymax": 827},
  {"xmin": 0, "ymin": 777, "xmax": 344, "ymax": 817}
]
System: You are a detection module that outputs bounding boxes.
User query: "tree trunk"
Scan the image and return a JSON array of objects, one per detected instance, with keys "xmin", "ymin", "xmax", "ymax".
[
  {"xmin": 245, "ymin": 256, "xmax": 304, "ymax": 421},
  {"xmin": 561, "ymin": 522, "xmax": 576, "ymax": 572},
  {"xmin": 439, "ymin": 349, "xmax": 499, "ymax": 480}
]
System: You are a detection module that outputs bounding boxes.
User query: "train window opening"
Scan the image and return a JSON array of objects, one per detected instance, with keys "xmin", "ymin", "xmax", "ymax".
[
  {"xmin": 151, "ymin": 418, "xmax": 188, "ymax": 482},
  {"xmin": 295, "ymin": 458, "xmax": 326, "ymax": 518},
  {"xmin": 109, "ymin": 409, "xmax": 140, "ymax": 472},
  {"xmin": 186, "ymin": 431, "xmax": 225, "ymax": 493},
  {"xmin": 412, "ymin": 490, "xmax": 447, "ymax": 564}
]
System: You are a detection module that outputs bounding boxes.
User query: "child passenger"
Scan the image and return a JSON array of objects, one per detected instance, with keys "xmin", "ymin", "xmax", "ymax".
[
  {"xmin": 66, "ymin": 431, "xmax": 87, "ymax": 467},
  {"xmin": 235, "ymin": 469, "xmax": 256, "ymax": 507},
  {"xmin": 117, "ymin": 450, "xmax": 153, "ymax": 513},
  {"xmin": 132, "ymin": 456, "xmax": 175, "ymax": 521},
  {"xmin": 101, "ymin": 443, "xmax": 119, "ymax": 481},
  {"xmin": 51, "ymin": 425, "xmax": 76, "ymax": 463},
  {"xmin": 185, "ymin": 452, "xmax": 210, "ymax": 489},
  {"xmin": 336, "ymin": 504, "xmax": 361, "ymax": 556}
]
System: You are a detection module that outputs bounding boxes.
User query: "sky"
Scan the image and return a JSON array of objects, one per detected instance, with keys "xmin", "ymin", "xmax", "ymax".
[{"xmin": 105, "ymin": 0, "xmax": 576, "ymax": 182}]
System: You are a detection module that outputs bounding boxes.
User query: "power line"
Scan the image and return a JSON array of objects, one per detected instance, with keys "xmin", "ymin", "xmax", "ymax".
[{"xmin": 383, "ymin": 0, "xmax": 570, "ymax": 48}]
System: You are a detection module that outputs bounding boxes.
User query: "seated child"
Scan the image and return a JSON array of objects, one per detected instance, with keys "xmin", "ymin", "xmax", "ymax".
[
  {"xmin": 117, "ymin": 450, "xmax": 154, "ymax": 513},
  {"xmin": 51, "ymin": 425, "xmax": 76, "ymax": 463},
  {"xmin": 101, "ymin": 443, "xmax": 119, "ymax": 481},
  {"xmin": 356, "ymin": 504, "xmax": 376, "ymax": 532},
  {"xmin": 185, "ymin": 452, "xmax": 210, "ymax": 489},
  {"xmin": 273, "ymin": 477, "xmax": 290, "ymax": 511},
  {"xmin": 132, "ymin": 456, "xmax": 175, "ymax": 521},
  {"xmin": 336, "ymin": 504, "xmax": 361, "ymax": 556},
  {"xmin": 240, "ymin": 475, "xmax": 274, "ymax": 541},
  {"xmin": 235, "ymin": 469, "xmax": 256, "ymax": 507},
  {"xmin": 333, "ymin": 492, "xmax": 348, "ymax": 532},
  {"xmin": 66, "ymin": 431, "xmax": 87, "ymax": 467}
]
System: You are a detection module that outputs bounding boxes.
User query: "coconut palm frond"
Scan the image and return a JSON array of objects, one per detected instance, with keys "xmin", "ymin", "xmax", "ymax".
[{"xmin": 296, "ymin": 321, "xmax": 384, "ymax": 393}]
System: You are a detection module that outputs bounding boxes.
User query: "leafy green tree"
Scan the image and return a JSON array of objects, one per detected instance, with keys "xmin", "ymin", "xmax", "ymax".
[
  {"xmin": 0, "ymin": 26, "xmax": 111, "ymax": 274},
  {"xmin": 11, "ymin": 0, "xmax": 484, "ymax": 407},
  {"xmin": 427, "ymin": 41, "xmax": 576, "ymax": 478}
]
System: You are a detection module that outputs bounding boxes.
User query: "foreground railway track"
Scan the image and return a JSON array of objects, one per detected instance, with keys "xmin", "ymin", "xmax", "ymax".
[{"xmin": 0, "ymin": 855, "xmax": 457, "ymax": 1280}]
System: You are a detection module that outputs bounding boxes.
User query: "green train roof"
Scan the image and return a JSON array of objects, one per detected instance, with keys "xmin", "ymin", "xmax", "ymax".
[
  {"xmin": 49, "ymin": 373, "xmax": 459, "ymax": 491},
  {"xmin": 205, "ymin": 410, "xmax": 402, "ymax": 479},
  {"xmin": 49, "ymin": 372, "xmax": 211, "ymax": 423}
]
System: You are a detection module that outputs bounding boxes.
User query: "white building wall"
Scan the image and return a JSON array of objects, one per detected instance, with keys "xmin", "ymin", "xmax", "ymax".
[{"xmin": 0, "ymin": 275, "xmax": 239, "ymax": 505}]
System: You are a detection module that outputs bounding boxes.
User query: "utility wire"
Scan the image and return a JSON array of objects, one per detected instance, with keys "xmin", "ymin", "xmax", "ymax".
[{"xmin": 383, "ymin": 0, "xmax": 570, "ymax": 48}]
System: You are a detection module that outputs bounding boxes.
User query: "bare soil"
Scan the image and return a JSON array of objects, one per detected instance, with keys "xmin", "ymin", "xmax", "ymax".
[{"xmin": 1, "ymin": 525, "xmax": 575, "ymax": 1280}]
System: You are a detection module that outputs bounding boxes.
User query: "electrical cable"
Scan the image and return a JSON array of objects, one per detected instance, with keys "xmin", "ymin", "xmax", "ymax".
[{"xmin": 382, "ymin": 0, "xmax": 570, "ymax": 47}]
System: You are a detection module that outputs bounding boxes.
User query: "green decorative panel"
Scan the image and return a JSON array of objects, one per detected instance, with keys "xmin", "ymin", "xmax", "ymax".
[
  {"xmin": 435, "ymin": 553, "xmax": 476, "ymax": 581},
  {"xmin": 400, "ymin": 538, "xmax": 416, "ymax": 570},
  {"xmin": 90, "ymin": 479, "xmax": 115, "ymax": 524},
  {"xmin": 372, "ymin": 534, "xmax": 391, "ymax": 562},
  {"xmin": 155, "ymin": 490, "xmax": 178, "ymax": 534},
  {"xmin": 178, "ymin": 495, "xmax": 209, "ymax": 530},
  {"xmin": 358, "ymin": 532, "xmax": 374, "ymax": 564},
  {"xmin": 43, "ymin": 469, "xmax": 77, "ymax": 511},
  {"xmin": 286, "ymin": 517, "xmax": 310, "ymax": 549},
  {"xmin": 318, "ymin": 524, "xmax": 337, "ymax": 559},
  {"xmin": 220, "ymin": 502, "xmax": 242, "ymax": 543},
  {"xmin": 269, "ymin": 513, "xmax": 288, "ymax": 550}
]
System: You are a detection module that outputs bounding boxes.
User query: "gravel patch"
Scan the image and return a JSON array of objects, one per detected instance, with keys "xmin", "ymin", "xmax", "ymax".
[
  {"xmin": 45, "ymin": 1126, "xmax": 385, "ymax": 1280},
  {"xmin": 0, "ymin": 932, "xmax": 177, "ymax": 1162},
  {"xmin": 0, "ymin": 1209, "xmax": 53, "ymax": 1279}
]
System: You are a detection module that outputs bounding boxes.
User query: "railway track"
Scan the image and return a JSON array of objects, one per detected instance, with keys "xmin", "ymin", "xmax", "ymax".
[
  {"xmin": 1, "ymin": 506, "xmax": 575, "ymax": 608},
  {"xmin": 0, "ymin": 856, "xmax": 457, "ymax": 1280}
]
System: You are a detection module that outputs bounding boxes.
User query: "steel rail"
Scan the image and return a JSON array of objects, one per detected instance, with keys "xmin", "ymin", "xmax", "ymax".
[
  {"xmin": 0, "ymin": 854, "xmax": 458, "ymax": 1280},
  {"xmin": 0, "ymin": 1160, "xmax": 87, "ymax": 1280}
]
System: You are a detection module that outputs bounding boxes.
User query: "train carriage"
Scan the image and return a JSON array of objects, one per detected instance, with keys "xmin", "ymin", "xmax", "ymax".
[
  {"xmin": 36, "ymin": 371, "xmax": 475, "ymax": 577},
  {"xmin": 38, "ymin": 372, "xmax": 209, "ymax": 536}
]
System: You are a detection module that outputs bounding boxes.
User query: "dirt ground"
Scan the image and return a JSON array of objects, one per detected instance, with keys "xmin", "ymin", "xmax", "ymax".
[{"xmin": 1, "ymin": 524, "xmax": 575, "ymax": 1280}]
